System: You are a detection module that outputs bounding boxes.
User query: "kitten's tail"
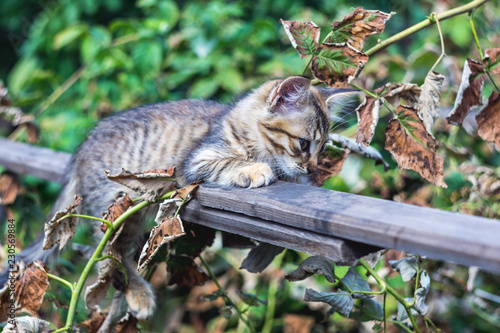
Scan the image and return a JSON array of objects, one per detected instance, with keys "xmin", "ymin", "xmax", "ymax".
[{"xmin": 0, "ymin": 174, "xmax": 78, "ymax": 285}]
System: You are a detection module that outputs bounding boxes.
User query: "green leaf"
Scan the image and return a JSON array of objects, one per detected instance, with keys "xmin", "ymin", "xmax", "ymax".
[
  {"xmin": 389, "ymin": 257, "xmax": 419, "ymax": 282},
  {"xmin": 350, "ymin": 298, "xmax": 384, "ymax": 321},
  {"xmin": 188, "ymin": 77, "xmax": 219, "ymax": 99},
  {"xmin": 53, "ymin": 24, "xmax": 88, "ymax": 50},
  {"xmin": 132, "ymin": 40, "xmax": 163, "ymax": 78},
  {"xmin": 340, "ymin": 267, "xmax": 371, "ymax": 298},
  {"xmin": 314, "ymin": 45, "xmax": 356, "ymax": 76},
  {"xmin": 7, "ymin": 57, "xmax": 39, "ymax": 96},
  {"xmin": 236, "ymin": 290, "xmax": 268, "ymax": 307},
  {"xmin": 304, "ymin": 289, "xmax": 354, "ymax": 317},
  {"xmin": 202, "ymin": 290, "xmax": 225, "ymax": 302},
  {"xmin": 215, "ymin": 68, "xmax": 243, "ymax": 93}
]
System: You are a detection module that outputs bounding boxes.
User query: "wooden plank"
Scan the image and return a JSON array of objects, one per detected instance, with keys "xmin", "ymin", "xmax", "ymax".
[
  {"xmin": 1, "ymin": 138, "xmax": 499, "ymax": 273},
  {"xmin": 196, "ymin": 183, "xmax": 500, "ymax": 274},
  {"xmin": 183, "ymin": 200, "xmax": 379, "ymax": 264},
  {"xmin": 0, "ymin": 138, "xmax": 70, "ymax": 184}
]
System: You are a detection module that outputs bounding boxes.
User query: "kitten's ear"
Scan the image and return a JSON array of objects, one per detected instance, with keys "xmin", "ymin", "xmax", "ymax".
[
  {"xmin": 268, "ymin": 76, "xmax": 311, "ymax": 114},
  {"xmin": 318, "ymin": 87, "xmax": 361, "ymax": 121}
]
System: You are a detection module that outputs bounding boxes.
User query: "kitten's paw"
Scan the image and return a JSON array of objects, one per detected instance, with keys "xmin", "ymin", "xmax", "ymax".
[
  {"xmin": 124, "ymin": 276, "xmax": 156, "ymax": 320},
  {"xmin": 237, "ymin": 163, "xmax": 274, "ymax": 188}
]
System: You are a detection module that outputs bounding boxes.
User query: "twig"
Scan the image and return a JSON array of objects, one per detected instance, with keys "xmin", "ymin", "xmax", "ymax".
[
  {"xmin": 365, "ymin": 0, "xmax": 491, "ymax": 56},
  {"xmin": 428, "ymin": 13, "xmax": 446, "ymax": 74}
]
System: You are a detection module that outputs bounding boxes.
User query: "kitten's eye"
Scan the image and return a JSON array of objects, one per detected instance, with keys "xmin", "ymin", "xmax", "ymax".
[{"xmin": 299, "ymin": 138, "xmax": 310, "ymax": 152}]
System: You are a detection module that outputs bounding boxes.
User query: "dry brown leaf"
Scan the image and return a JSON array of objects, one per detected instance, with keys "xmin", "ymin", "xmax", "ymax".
[
  {"xmin": 3, "ymin": 316, "xmax": 52, "ymax": 333},
  {"xmin": 377, "ymin": 82, "xmax": 421, "ymax": 107},
  {"xmin": 483, "ymin": 48, "xmax": 500, "ymax": 74},
  {"xmin": 0, "ymin": 172, "xmax": 24, "ymax": 205},
  {"xmin": 105, "ymin": 167, "xmax": 176, "ymax": 202},
  {"xmin": 476, "ymin": 91, "xmax": 500, "ymax": 151},
  {"xmin": 355, "ymin": 96, "xmax": 380, "ymax": 147},
  {"xmin": 84, "ymin": 257, "xmax": 116, "ymax": 310},
  {"xmin": 311, "ymin": 42, "xmax": 368, "ymax": 88},
  {"xmin": 173, "ymin": 182, "xmax": 200, "ymax": 201},
  {"xmin": 418, "ymin": 71, "xmax": 445, "ymax": 136},
  {"xmin": 80, "ymin": 314, "xmax": 107, "ymax": 333},
  {"xmin": 137, "ymin": 216, "xmax": 186, "ymax": 273},
  {"xmin": 385, "ymin": 105, "xmax": 447, "ymax": 188},
  {"xmin": 14, "ymin": 261, "xmax": 49, "ymax": 316},
  {"xmin": 312, "ymin": 148, "xmax": 349, "ymax": 186},
  {"xmin": 329, "ymin": 7, "xmax": 394, "ymax": 52},
  {"xmin": 43, "ymin": 196, "xmax": 82, "ymax": 250},
  {"xmin": 447, "ymin": 58, "xmax": 485, "ymax": 126},
  {"xmin": 116, "ymin": 313, "xmax": 139, "ymax": 333},
  {"xmin": 168, "ymin": 256, "xmax": 209, "ymax": 286},
  {"xmin": 280, "ymin": 20, "xmax": 320, "ymax": 59},
  {"xmin": 101, "ymin": 193, "xmax": 134, "ymax": 234},
  {"xmin": 284, "ymin": 314, "xmax": 315, "ymax": 333}
]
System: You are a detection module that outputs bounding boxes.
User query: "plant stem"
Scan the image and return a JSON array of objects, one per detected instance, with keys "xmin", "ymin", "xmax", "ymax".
[
  {"xmin": 365, "ymin": 0, "xmax": 491, "ymax": 56},
  {"xmin": 428, "ymin": 13, "xmax": 446, "ymax": 74},
  {"xmin": 262, "ymin": 251, "xmax": 285, "ymax": 333},
  {"xmin": 199, "ymin": 255, "xmax": 256, "ymax": 333},
  {"xmin": 47, "ymin": 273, "xmax": 74, "ymax": 292},
  {"xmin": 57, "ymin": 213, "xmax": 114, "ymax": 231},
  {"xmin": 63, "ymin": 190, "xmax": 176, "ymax": 331},
  {"xmin": 359, "ymin": 258, "xmax": 420, "ymax": 333}
]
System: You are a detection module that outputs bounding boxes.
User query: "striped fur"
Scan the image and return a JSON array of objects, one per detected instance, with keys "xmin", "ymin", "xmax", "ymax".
[{"xmin": 7, "ymin": 76, "xmax": 355, "ymax": 321}]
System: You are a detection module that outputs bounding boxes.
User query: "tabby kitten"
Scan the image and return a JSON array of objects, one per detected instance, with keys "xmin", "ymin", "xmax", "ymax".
[{"xmin": 12, "ymin": 76, "xmax": 356, "ymax": 321}]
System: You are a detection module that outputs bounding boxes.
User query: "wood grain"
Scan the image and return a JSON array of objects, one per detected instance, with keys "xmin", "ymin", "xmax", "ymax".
[{"xmin": 1, "ymin": 138, "xmax": 499, "ymax": 273}]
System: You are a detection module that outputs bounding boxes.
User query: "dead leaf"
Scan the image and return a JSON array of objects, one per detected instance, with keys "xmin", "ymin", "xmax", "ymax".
[
  {"xmin": 2, "ymin": 316, "xmax": 52, "ymax": 333},
  {"xmin": 418, "ymin": 71, "xmax": 445, "ymax": 136},
  {"xmin": 101, "ymin": 193, "xmax": 134, "ymax": 238},
  {"xmin": 284, "ymin": 314, "xmax": 315, "ymax": 333},
  {"xmin": 116, "ymin": 313, "xmax": 139, "ymax": 333},
  {"xmin": 240, "ymin": 242, "xmax": 285, "ymax": 273},
  {"xmin": 285, "ymin": 256, "xmax": 337, "ymax": 283},
  {"xmin": 152, "ymin": 182, "xmax": 200, "ymax": 225},
  {"xmin": 85, "ymin": 258, "xmax": 116, "ymax": 310},
  {"xmin": 385, "ymin": 105, "xmax": 447, "ymax": 188},
  {"xmin": 280, "ymin": 20, "xmax": 320, "ymax": 59},
  {"xmin": 14, "ymin": 261, "xmax": 49, "ymax": 316},
  {"xmin": 173, "ymin": 182, "xmax": 200, "ymax": 201},
  {"xmin": 311, "ymin": 43, "xmax": 368, "ymax": 88},
  {"xmin": 476, "ymin": 91, "xmax": 500, "ymax": 151},
  {"xmin": 80, "ymin": 314, "xmax": 107, "ymax": 332},
  {"xmin": 377, "ymin": 82, "xmax": 421, "ymax": 107},
  {"xmin": 137, "ymin": 216, "xmax": 186, "ymax": 273},
  {"xmin": 106, "ymin": 167, "xmax": 176, "ymax": 202},
  {"xmin": 329, "ymin": 133, "xmax": 389, "ymax": 169},
  {"xmin": 447, "ymin": 58, "xmax": 485, "ymax": 126},
  {"xmin": 43, "ymin": 196, "xmax": 82, "ymax": 250},
  {"xmin": 0, "ymin": 172, "xmax": 24, "ymax": 205},
  {"xmin": 483, "ymin": 48, "xmax": 500, "ymax": 74},
  {"xmin": 168, "ymin": 255, "xmax": 209, "ymax": 286},
  {"xmin": 329, "ymin": 7, "xmax": 394, "ymax": 52},
  {"xmin": 355, "ymin": 96, "xmax": 380, "ymax": 147},
  {"xmin": 312, "ymin": 148, "xmax": 349, "ymax": 186}
]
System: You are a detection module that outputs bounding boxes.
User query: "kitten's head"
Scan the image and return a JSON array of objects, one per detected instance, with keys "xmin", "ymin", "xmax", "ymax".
[{"xmin": 257, "ymin": 76, "xmax": 358, "ymax": 182}]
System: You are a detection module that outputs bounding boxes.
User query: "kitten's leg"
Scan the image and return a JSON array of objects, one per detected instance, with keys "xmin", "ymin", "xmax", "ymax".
[{"xmin": 190, "ymin": 155, "xmax": 275, "ymax": 188}]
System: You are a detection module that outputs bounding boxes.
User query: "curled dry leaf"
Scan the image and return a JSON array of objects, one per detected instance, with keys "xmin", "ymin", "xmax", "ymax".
[
  {"xmin": 105, "ymin": 167, "xmax": 176, "ymax": 202},
  {"xmin": 476, "ymin": 91, "xmax": 500, "ymax": 151},
  {"xmin": 418, "ymin": 71, "xmax": 445, "ymax": 136},
  {"xmin": 0, "ymin": 171, "xmax": 24, "ymax": 205},
  {"xmin": 137, "ymin": 216, "xmax": 186, "ymax": 273},
  {"xmin": 280, "ymin": 20, "xmax": 320, "ymax": 59},
  {"xmin": 14, "ymin": 261, "xmax": 49, "ymax": 316},
  {"xmin": 3, "ymin": 316, "xmax": 52, "ymax": 333},
  {"xmin": 43, "ymin": 196, "xmax": 82, "ymax": 250},
  {"xmin": 329, "ymin": 7, "xmax": 395, "ymax": 52},
  {"xmin": 116, "ymin": 313, "xmax": 139, "ymax": 333},
  {"xmin": 385, "ymin": 105, "xmax": 447, "ymax": 188},
  {"xmin": 377, "ymin": 82, "xmax": 421, "ymax": 107},
  {"xmin": 85, "ymin": 256, "xmax": 118, "ymax": 310},
  {"xmin": 355, "ymin": 96, "xmax": 380, "ymax": 147},
  {"xmin": 167, "ymin": 255, "xmax": 209, "ymax": 286},
  {"xmin": 312, "ymin": 42, "xmax": 368, "ymax": 88},
  {"xmin": 80, "ymin": 313, "xmax": 107, "ymax": 333},
  {"xmin": 240, "ymin": 242, "xmax": 285, "ymax": 273},
  {"xmin": 285, "ymin": 256, "xmax": 336, "ymax": 283},
  {"xmin": 447, "ymin": 58, "xmax": 485, "ymax": 126},
  {"xmin": 101, "ymin": 193, "xmax": 134, "ymax": 239},
  {"xmin": 0, "ymin": 105, "xmax": 39, "ymax": 143},
  {"xmin": 312, "ymin": 147, "xmax": 349, "ymax": 186},
  {"xmin": 483, "ymin": 48, "xmax": 500, "ymax": 74}
]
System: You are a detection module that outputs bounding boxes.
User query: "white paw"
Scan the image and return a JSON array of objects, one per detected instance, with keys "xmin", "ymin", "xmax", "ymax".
[{"xmin": 237, "ymin": 163, "xmax": 275, "ymax": 188}]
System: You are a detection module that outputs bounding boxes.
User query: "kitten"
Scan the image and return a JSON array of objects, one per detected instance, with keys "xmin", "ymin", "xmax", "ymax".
[{"xmin": 4, "ymin": 76, "xmax": 357, "ymax": 321}]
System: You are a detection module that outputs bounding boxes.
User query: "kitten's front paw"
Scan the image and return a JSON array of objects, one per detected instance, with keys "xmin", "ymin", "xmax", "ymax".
[{"xmin": 236, "ymin": 163, "xmax": 274, "ymax": 188}]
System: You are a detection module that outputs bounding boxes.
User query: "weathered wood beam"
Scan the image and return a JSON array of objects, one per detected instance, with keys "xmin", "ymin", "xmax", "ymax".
[{"xmin": 1, "ymin": 138, "xmax": 500, "ymax": 274}]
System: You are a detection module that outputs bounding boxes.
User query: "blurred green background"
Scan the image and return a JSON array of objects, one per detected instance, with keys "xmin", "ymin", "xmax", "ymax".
[{"xmin": 1, "ymin": 0, "xmax": 500, "ymax": 332}]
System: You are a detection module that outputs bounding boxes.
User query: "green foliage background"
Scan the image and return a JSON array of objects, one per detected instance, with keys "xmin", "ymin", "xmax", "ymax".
[{"xmin": 1, "ymin": 0, "xmax": 499, "ymax": 332}]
